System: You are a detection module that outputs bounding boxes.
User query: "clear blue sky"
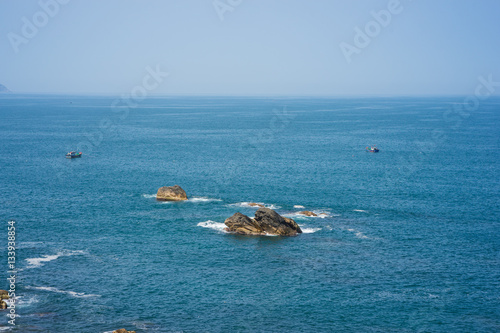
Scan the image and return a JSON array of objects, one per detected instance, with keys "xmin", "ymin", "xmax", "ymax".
[{"xmin": 1, "ymin": 0, "xmax": 499, "ymax": 95}]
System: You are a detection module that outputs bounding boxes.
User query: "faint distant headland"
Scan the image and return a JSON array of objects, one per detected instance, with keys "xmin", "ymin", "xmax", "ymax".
[{"xmin": 0, "ymin": 84, "xmax": 11, "ymax": 93}]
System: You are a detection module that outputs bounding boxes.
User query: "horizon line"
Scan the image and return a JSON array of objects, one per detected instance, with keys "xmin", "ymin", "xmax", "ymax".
[{"xmin": 2, "ymin": 92, "xmax": 499, "ymax": 99}]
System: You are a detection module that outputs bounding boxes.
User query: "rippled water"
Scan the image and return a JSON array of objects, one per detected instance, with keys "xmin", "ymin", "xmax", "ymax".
[{"xmin": 0, "ymin": 95, "xmax": 499, "ymax": 332}]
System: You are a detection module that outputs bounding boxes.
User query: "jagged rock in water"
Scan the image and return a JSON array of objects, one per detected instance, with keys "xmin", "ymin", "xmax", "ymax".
[
  {"xmin": 225, "ymin": 208, "xmax": 302, "ymax": 236},
  {"xmin": 224, "ymin": 212, "xmax": 266, "ymax": 235},
  {"xmin": 156, "ymin": 185, "xmax": 187, "ymax": 201}
]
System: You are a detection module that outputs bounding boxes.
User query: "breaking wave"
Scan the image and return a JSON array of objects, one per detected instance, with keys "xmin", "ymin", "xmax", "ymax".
[
  {"xmin": 188, "ymin": 197, "xmax": 223, "ymax": 203},
  {"xmin": 229, "ymin": 202, "xmax": 281, "ymax": 209},
  {"xmin": 5, "ymin": 295, "xmax": 38, "ymax": 308},
  {"xmin": 301, "ymin": 227, "xmax": 321, "ymax": 234},
  {"xmin": 25, "ymin": 250, "xmax": 86, "ymax": 269},
  {"xmin": 197, "ymin": 220, "xmax": 227, "ymax": 233},
  {"xmin": 347, "ymin": 228, "xmax": 369, "ymax": 239},
  {"xmin": 285, "ymin": 210, "xmax": 333, "ymax": 219},
  {"xmin": 27, "ymin": 286, "xmax": 101, "ymax": 298}
]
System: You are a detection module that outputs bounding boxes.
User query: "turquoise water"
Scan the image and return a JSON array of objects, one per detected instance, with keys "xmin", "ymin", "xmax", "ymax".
[{"xmin": 0, "ymin": 95, "xmax": 499, "ymax": 332}]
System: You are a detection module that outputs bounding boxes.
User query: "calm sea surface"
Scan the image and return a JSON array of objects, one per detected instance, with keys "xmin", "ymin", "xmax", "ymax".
[{"xmin": 0, "ymin": 95, "xmax": 499, "ymax": 332}]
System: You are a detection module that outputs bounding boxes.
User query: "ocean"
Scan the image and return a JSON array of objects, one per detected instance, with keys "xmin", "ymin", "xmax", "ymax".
[{"xmin": 0, "ymin": 95, "xmax": 499, "ymax": 332}]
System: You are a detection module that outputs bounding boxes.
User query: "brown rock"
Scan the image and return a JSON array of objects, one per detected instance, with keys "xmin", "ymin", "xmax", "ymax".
[
  {"xmin": 248, "ymin": 202, "xmax": 265, "ymax": 208},
  {"xmin": 225, "ymin": 208, "xmax": 302, "ymax": 236},
  {"xmin": 298, "ymin": 211, "xmax": 317, "ymax": 217},
  {"xmin": 113, "ymin": 329, "xmax": 136, "ymax": 333},
  {"xmin": 0, "ymin": 300, "xmax": 7, "ymax": 310},
  {"xmin": 254, "ymin": 208, "xmax": 302, "ymax": 236},
  {"xmin": 224, "ymin": 212, "xmax": 265, "ymax": 235},
  {"xmin": 0, "ymin": 290, "xmax": 9, "ymax": 300},
  {"xmin": 156, "ymin": 185, "xmax": 188, "ymax": 201}
]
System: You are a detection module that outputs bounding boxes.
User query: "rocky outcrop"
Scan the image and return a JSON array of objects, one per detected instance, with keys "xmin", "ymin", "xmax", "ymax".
[
  {"xmin": 113, "ymin": 329, "xmax": 136, "ymax": 333},
  {"xmin": 248, "ymin": 202, "xmax": 265, "ymax": 208},
  {"xmin": 156, "ymin": 185, "xmax": 187, "ymax": 201},
  {"xmin": 224, "ymin": 212, "xmax": 265, "ymax": 235},
  {"xmin": 0, "ymin": 290, "xmax": 8, "ymax": 309},
  {"xmin": 298, "ymin": 211, "xmax": 317, "ymax": 217},
  {"xmin": 225, "ymin": 208, "xmax": 302, "ymax": 236}
]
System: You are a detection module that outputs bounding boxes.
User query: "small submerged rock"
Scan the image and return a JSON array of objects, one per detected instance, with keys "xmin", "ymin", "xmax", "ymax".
[
  {"xmin": 248, "ymin": 202, "xmax": 265, "ymax": 208},
  {"xmin": 156, "ymin": 185, "xmax": 188, "ymax": 201},
  {"xmin": 113, "ymin": 329, "xmax": 136, "ymax": 333},
  {"xmin": 298, "ymin": 210, "xmax": 317, "ymax": 217},
  {"xmin": 225, "ymin": 208, "xmax": 302, "ymax": 236}
]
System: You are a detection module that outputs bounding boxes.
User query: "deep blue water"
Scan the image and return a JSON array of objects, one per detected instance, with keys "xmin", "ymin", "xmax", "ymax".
[{"xmin": 0, "ymin": 95, "xmax": 499, "ymax": 332}]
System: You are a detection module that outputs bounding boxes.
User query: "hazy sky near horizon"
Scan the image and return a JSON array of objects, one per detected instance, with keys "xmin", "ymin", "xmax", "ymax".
[{"xmin": 1, "ymin": 0, "xmax": 499, "ymax": 95}]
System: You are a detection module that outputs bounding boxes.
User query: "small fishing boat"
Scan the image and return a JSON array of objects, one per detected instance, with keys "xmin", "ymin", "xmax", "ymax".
[
  {"xmin": 366, "ymin": 146, "xmax": 379, "ymax": 153},
  {"xmin": 66, "ymin": 151, "xmax": 82, "ymax": 158}
]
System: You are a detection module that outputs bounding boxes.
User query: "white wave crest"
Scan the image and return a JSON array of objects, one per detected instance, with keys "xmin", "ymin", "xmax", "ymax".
[
  {"xmin": 353, "ymin": 209, "xmax": 368, "ymax": 213},
  {"xmin": 230, "ymin": 202, "xmax": 281, "ymax": 209},
  {"xmin": 347, "ymin": 228, "xmax": 369, "ymax": 239},
  {"xmin": 301, "ymin": 228, "xmax": 321, "ymax": 234},
  {"xmin": 286, "ymin": 210, "xmax": 332, "ymax": 219},
  {"xmin": 197, "ymin": 220, "xmax": 227, "ymax": 233},
  {"xmin": 189, "ymin": 197, "xmax": 222, "ymax": 203},
  {"xmin": 5, "ymin": 295, "xmax": 38, "ymax": 308},
  {"xmin": 293, "ymin": 205, "xmax": 305, "ymax": 209},
  {"xmin": 25, "ymin": 250, "xmax": 86, "ymax": 269},
  {"xmin": 142, "ymin": 193, "xmax": 157, "ymax": 199},
  {"xmin": 27, "ymin": 286, "xmax": 101, "ymax": 298}
]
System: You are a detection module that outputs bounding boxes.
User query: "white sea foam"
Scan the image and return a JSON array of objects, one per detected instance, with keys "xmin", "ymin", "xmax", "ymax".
[
  {"xmin": 286, "ymin": 210, "xmax": 332, "ymax": 219},
  {"xmin": 347, "ymin": 228, "xmax": 369, "ymax": 239},
  {"xmin": 353, "ymin": 209, "xmax": 368, "ymax": 213},
  {"xmin": 6, "ymin": 295, "xmax": 38, "ymax": 308},
  {"xmin": 230, "ymin": 202, "xmax": 281, "ymax": 209},
  {"xmin": 27, "ymin": 286, "xmax": 101, "ymax": 298},
  {"xmin": 25, "ymin": 250, "xmax": 86, "ymax": 269},
  {"xmin": 189, "ymin": 197, "xmax": 222, "ymax": 203},
  {"xmin": 142, "ymin": 193, "xmax": 157, "ymax": 199},
  {"xmin": 301, "ymin": 227, "xmax": 321, "ymax": 234},
  {"xmin": 197, "ymin": 220, "xmax": 227, "ymax": 233},
  {"xmin": 293, "ymin": 205, "xmax": 305, "ymax": 209}
]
